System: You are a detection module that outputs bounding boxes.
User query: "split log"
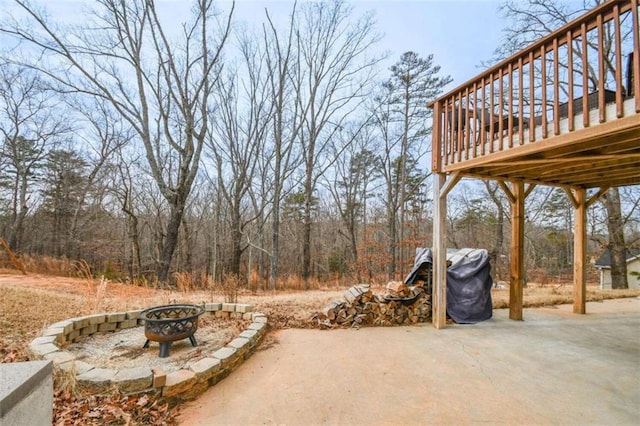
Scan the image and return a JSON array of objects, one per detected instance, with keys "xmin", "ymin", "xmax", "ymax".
[
  {"xmin": 322, "ymin": 301, "xmax": 344, "ymax": 321},
  {"xmin": 318, "ymin": 283, "xmax": 432, "ymax": 328}
]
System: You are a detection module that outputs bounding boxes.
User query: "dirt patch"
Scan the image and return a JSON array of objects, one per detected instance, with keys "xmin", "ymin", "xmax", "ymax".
[{"xmin": 66, "ymin": 317, "xmax": 249, "ymax": 372}]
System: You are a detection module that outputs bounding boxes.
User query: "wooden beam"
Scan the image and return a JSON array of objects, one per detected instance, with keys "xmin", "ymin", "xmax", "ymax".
[
  {"xmin": 586, "ymin": 186, "xmax": 610, "ymax": 208},
  {"xmin": 464, "ymin": 173, "xmax": 577, "ymax": 192},
  {"xmin": 564, "ymin": 188, "xmax": 579, "ymax": 209},
  {"xmin": 498, "ymin": 180, "xmax": 516, "ymax": 204},
  {"xmin": 524, "ymin": 183, "xmax": 537, "ymax": 198},
  {"xmin": 440, "ymin": 172, "xmax": 461, "ymax": 199},
  {"xmin": 555, "ymin": 168, "xmax": 640, "ymax": 186},
  {"xmin": 432, "ymin": 172, "xmax": 448, "ymax": 329},
  {"xmin": 573, "ymin": 188, "xmax": 587, "ymax": 314},
  {"xmin": 487, "ymin": 153, "xmax": 640, "ymax": 168},
  {"xmin": 510, "ymin": 181, "xmax": 525, "ymax": 321},
  {"xmin": 442, "ymin": 115, "xmax": 640, "ymax": 173}
]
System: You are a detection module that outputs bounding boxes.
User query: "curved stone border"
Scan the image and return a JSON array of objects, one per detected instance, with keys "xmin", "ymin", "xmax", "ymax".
[{"xmin": 27, "ymin": 303, "xmax": 268, "ymax": 404}]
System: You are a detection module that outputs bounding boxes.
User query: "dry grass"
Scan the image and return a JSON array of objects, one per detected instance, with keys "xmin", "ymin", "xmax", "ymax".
[
  {"xmin": 490, "ymin": 283, "xmax": 640, "ymax": 309},
  {"xmin": 19, "ymin": 254, "xmax": 78, "ymax": 277},
  {"xmin": 1, "ymin": 271, "xmax": 639, "ymax": 425},
  {"xmin": 174, "ymin": 271, "xmax": 211, "ymax": 293}
]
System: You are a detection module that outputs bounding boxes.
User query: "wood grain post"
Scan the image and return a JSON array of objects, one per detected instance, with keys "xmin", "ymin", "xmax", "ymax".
[
  {"xmin": 510, "ymin": 181, "xmax": 525, "ymax": 321},
  {"xmin": 432, "ymin": 173, "xmax": 447, "ymax": 329},
  {"xmin": 573, "ymin": 188, "xmax": 587, "ymax": 314}
]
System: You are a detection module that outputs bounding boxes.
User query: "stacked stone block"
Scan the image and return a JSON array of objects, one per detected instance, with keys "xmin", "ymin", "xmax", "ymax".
[{"xmin": 28, "ymin": 303, "xmax": 268, "ymax": 405}]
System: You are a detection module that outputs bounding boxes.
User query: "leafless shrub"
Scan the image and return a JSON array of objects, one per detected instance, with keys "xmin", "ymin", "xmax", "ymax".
[
  {"xmin": 218, "ymin": 274, "xmax": 241, "ymax": 303},
  {"xmin": 20, "ymin": 254, "xmax": 76, "ymax": 276}
]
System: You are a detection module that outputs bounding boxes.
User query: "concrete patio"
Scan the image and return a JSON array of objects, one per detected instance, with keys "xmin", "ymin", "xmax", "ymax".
[{"xmin": 178, "ymin": 298, "xmax": 640, "ymax": 425}]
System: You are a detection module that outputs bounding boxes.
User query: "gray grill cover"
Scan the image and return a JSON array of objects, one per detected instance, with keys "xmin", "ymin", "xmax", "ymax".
[{"xmin": 405, "ymin": 248, "xmax": 493, "ymax": 324}]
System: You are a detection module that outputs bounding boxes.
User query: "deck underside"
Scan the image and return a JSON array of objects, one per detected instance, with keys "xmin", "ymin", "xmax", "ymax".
[{"xmin": 444, "ymin": 114, "xmax": 640, "ymax": 188}]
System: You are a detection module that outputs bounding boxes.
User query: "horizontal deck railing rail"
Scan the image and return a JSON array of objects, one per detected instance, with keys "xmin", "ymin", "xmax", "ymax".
[{"xmin": 430, "ymin": 0, "xmax": 640, "ymax": 173}]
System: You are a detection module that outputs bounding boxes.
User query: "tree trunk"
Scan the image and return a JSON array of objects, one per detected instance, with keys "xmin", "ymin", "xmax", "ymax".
[
  {"xmin": 398, "ymin": 84, "xmax": 410, "ymax": 277},
  {"xmin": 302, "ymin": 119, "xmax": 316, "ymax": 288},
  {"xmin": 348, "ymin": 219, "xmax": 359, "ymax": 281},
  {"xmin": 270, "ymin": 197, "xmax": 281, "ymax": 291},
  {"xmin": 230, "ymin": 210, "xmax": 242, "ymax": 277},
  {"xmin": 181, "ymin": 216, "xmax": 192, "ymax": 272},
  {"xmin": 388, "ymin": 207, "xmax": 397, "ymax": 280},
  {"xmin": 158, "ymin": 200, "xmax": 186, "ymax": 282},
  {"xmin": 129, "ymin": 214, "xmax": 142, "ymax": 278},
  {"xmin": 302, "ymin": 182, "xmax": 313, "ymax": 289},
  {"xmin": 7, "ymin": 174, "xmax": 29, "ymax": 251},
  {"xmin": 603, "ymin": 188, "xmax": 628, "ymax": 289}
]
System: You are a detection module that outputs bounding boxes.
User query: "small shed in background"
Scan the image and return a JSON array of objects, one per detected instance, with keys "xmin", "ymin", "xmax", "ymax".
[{"xmin": 594, "ymin": 248, "xmax": 640, "ymax": 289}]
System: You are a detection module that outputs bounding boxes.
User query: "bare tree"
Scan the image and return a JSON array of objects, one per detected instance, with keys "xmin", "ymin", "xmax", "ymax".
[
  {"xmin": 66, "ymin": 99, "xmax": 130, "ymax": 256},
  {"xmin": 108, "ymin": 144, "xmax": 145, "ymax": 278},
  {"xmin": 40, "ymin": 147, "xmax": 88, "ymax": 256},
  {"xmin": 0, "ymin": 63, "xmax": 69, "ymax": 251},
  {"xmin": 261, "ymin": 3, "xmax": 305, "ymax": 290},
  {"xmin": 324, "ymin": 121, "xmax": 380, "ymax": 280},
  {"xmin": 370, "ymin": 83, "xmax": 400, "ymax": 278},
  {"xmin": 294, "ymin": 0, "xmax": 383, "ymax": 287},
  {"xmin": 1, "ymin": 0, "xmax": 234, "ymax": 281},
  {"xmin": 208, "ymin": 32, "xmax": 272, "ymax": 279}
]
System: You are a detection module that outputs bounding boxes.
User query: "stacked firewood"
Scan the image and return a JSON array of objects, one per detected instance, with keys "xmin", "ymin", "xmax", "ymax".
[{"xmin": 312, "ymin": 282, "xmax": 431, "ymax": 328}]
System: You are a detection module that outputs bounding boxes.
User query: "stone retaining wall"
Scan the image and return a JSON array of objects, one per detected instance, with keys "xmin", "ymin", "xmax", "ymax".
[{"xmin": 27, "ymin": 303, "xmax": 268, "ymax": 404}]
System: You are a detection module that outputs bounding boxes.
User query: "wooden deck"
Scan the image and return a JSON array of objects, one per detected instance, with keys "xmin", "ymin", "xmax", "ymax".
[{"xmin": 428, "ymin": 0, "xmax": 640, "ymax": 328}]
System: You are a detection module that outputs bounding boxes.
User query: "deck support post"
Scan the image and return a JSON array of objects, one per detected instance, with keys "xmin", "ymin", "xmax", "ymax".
[
  {"xmin": 432, "ymin": 172, "xmax": 448, "ymax": 329},
  {"xmin": 509, "ymin": 181, "xmax": 525, "ymax": 320},
  {"xmin": 572, "ymin": 188, "xmax": 587, "ymax": 314},
  {"xmin": 432, "ymin": 172, "xmax": 461, "ymax": 329}
]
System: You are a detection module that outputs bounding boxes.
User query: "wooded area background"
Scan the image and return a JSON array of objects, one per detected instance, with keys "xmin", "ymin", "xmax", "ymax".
[{"xmin": 1, "ymin": 0, "xmax": 638, "ymax": 289}]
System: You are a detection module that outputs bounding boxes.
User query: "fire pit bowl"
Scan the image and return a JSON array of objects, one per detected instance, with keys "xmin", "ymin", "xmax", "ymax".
[{"xmin": 138, "ymin": 304, "xmax": 205, "ymax": 358}]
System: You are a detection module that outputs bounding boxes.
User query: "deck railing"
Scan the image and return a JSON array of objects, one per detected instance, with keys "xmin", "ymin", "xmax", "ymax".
[{"xmin": 430, "ymin": 0, "xmax": 640, "ymax": 172}]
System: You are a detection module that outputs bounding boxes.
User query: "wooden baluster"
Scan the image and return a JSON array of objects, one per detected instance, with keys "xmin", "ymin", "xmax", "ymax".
[
  {"xmin": 567, "ymin": 29, "xmax": 575, "ymax": 131},
  {"xmin": 465, "ymin": 87, "xmax": 471, "ymax": 160},
  {"xmin": 613, "ymin": 4, "xmax": 623, "ymax": 118},
  {"xmin": 518, "ymin": 57, "xmax": 524, "ymax": 145},
  {"xmin": 529, "ymin": 51, "xmax": 535, "ymax": 142},
  {"xmin": 498, "ymin": 68, "xmax": 504, "ymax": 151},
  {"xmin": 447, "ymin": 98, "xmax": 456, "ymax": 165},
  {"xmin": 631, "ymin": 0, "xmax": 639, "ymax": 112},
  {"xmin": 456, "ymin": 93, "xmax": 463, "ymax": 163},
  {"xmin": 597, "ymin": 13, "xmax": 606, "ymax": 123},
  {"xmin": 581, "ymin": 22, "xmax": 589, "ymax": 128},
  {"xmin": 553, "ymin": 38, "xmax": 560, "ymax": 135},
  {"xmin": 541, "ymin": 45, "xmax": 548, "ymax": 138},
  {"xmin": 472, "ymin": 82, "xmax": 478, "ymax": 158},
  {"xmin": 480, "ymin": 77, "xmax": 486, "ymax": 155},
  {"xmin": 432, "ymin": 101, "xmax": 442, "ymax": 172},
  {"xmin": 489, "ymin": 73, "xmax": 495, "ymax": 153},
  {"xmin": 508, "ymin": 62, "xmax": 514, "ymax": 148}
]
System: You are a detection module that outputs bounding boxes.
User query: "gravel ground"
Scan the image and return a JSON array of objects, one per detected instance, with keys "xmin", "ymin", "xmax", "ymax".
[{"xmin": 66, "ymin": 317, "xmax": 249, "ymax": 372}]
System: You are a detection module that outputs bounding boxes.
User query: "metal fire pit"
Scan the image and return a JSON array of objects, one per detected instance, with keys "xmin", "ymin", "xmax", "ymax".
[{"xmin": 138, "ymin": 304, "xmax": 205, "ymax": 358}]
